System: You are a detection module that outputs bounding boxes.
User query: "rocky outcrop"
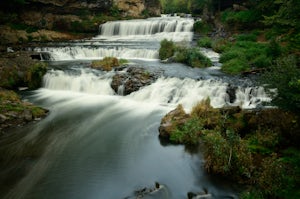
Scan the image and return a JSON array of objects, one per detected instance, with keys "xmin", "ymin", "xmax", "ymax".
[
  {"xmin": 0, "ymin": 0, "xmax": 161, "ymax": 45},
  {"xmin": 111, "ymin": 67, "xmax": 159, "ymax": 95},
  {"xmin": 0, "ymin": 88, "xmax": 48, "ymax": 134},
  {"xmin": 0, "ymin": 51, "xmax": 47, "ymax": 89},
  {"xmin": 159, "ymin": 104, "xmax": 189, "ymax": 139},
  {"xmin": 114, "ymin": 0, "xmax": 161, "ymax": 17}
]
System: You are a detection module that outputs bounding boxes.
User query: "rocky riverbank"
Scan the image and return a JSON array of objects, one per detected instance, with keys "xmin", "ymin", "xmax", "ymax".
[
  {"xmin": 159, "ymin": 100, "xmax": 300, "ymax": 197},
  {"xmin": 0, "ymin": 51, "xmax": 48, "ymax": 134}
]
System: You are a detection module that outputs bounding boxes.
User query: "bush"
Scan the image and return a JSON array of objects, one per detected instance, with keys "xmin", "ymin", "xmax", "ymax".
[
  {"xmin": 159, "ymin": 39, "xmax": 175, "ymax": 60},
  {"xmin": 197, "ymin": 36, "xmax": 212, "ymax": 48},
  {"xmin": 170, "ymin": 117, "xmax": 203, "ymax": 145},
  {"xmin": 174, "ymin": 47, "xmax": 212, "ymax": 68},
  {"xmin": 221, "ymin": 9, "xmax": 261, "ymax": 29},
  {"xmin": 261, "ymin": 56, "xmax": 300, "ymax": 113},
  {"xmin": 193, "ymin": 20, "xmax": 212, "ymax": 35},
  {"xmin": 26, "ymin": 62, "xmax": 48, "ymax": 89}
]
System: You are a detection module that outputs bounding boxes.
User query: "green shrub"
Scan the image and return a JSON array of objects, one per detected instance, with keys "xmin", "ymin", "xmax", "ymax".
[
  {"xmin": 261, "ymin": 56, "xmax": 300, "ymax": 113},
  {"xmin": 202, "ymin": 130, "xmax": 231, "ymax": 174},
  {"xmin": 197, "ymin": 36, "xmax": 212, "ymax": 48},
  {"xmin": 174, "ymin": 47, "xmax": 212, "ymax": 68},
  {"xmin": 193, "ymin": 20, "xmax": 212, "ymax": 35},
  {"xmin": 170, "ymin": 117, "xmax": 202, "ymax": 145},
  {"xmin": 190, "ymin": 99, "xmax": 222, "ymax": 129},
  {"xmin": 202, "ymin": 129, "xmax": 253, "ymax": 179},
  {"xmin": 0, "ymin": 66, "xmax": 19, "ymax": 89},
  {"xmin": 221, "ymin": 9, "xmax": 261, "ymax": 29},
  {"xmin": 26, "ymin": 62, "xmax": 48, "ymax": 89},
  {"xmin": 247, "ymin": 129, "xmax": 279, "ymax": 155},
  {"xmin": 159, "ymin": 39, "xmax": 175, "ymax": 60}
]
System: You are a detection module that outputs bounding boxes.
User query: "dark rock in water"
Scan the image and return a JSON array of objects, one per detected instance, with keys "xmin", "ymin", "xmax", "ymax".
[
  {"xmin": 226, "ymin": 84, "xmax": 237, "ymax": 103},
  {"xmin": 124, "ymin": 182, "xmax": 163, "ymax": 199},
  {"xmin": 111, "ymin": 67, "xmax": 159, "ymax": 95}
]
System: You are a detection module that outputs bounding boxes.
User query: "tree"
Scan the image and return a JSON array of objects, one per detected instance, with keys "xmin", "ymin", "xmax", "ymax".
[
  {"xmin": 261, "ymin": 56, "xmax": 300, "ymax": 114},
  {"xmin": 263, "ymin": 0, "xmax": 300, "ymax": 49}
]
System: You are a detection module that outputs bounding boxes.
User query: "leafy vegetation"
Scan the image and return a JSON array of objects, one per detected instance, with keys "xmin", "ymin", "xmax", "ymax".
[
  {"xmin": 160, "ymin": 98, "xmax": 300, "ymax": 198},
  {"xmin": 25, "ymin": 62, "xmax": 48, "ymax": 89},
  {"xmin": 159, "ymin": 39, "xmax": 212, "ymax": 68},
  {"xmin": 217, "ymin": 38, "xmax": 279, "ymax": 74},
  {"xmin": 159, "ymin": 39, "xmax": 176, "ymax": 60},
  {"xmin": 261, "ymin": 56, "xmax": 300, "ymax": 113},
  {"xmin": 193, "ymin": 20, "xmax": 213, "ymax": 35}
]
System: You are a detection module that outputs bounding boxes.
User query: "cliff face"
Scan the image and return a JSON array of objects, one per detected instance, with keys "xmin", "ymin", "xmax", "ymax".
[
  {"xmin": 0, "ymin": 0, "xmax": 161, "ymax": 46},
  {"xmin": 114, "ymin": 0, "xmax": 161, "ymax": 17}
]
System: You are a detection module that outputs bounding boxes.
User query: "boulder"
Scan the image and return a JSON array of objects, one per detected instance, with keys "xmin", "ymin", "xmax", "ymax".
[
  {"xmin": 226, "ymin": 84, "xmax": 237, "ymax": 103},
  {"xmin": 159, "ymin": 104, "xmax": 189, "ymax": 139},
  {"xmin": 111, "ymin": 67, "xmax": 158, "ymax": 95}
]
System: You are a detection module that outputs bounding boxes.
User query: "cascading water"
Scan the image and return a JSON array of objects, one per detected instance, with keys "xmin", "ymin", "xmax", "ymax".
[
  {"xmin": 32, "ymin": 16, "xmax": 194, "ymax": 61},
  {"xmin": 2, "ymin": 16, "xmax": 271, "ymax": 199}
]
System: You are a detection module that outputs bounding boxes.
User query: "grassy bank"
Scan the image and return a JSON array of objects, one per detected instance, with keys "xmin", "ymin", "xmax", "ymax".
[{"xmin": 159, "ymin": 99, "xmax": 300, "ymax": 198}]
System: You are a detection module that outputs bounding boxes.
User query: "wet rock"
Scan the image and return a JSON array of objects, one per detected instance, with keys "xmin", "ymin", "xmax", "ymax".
[
  {"xmin": 111, "ymin": 67, "xmax": 158, "ymax": 95},
  {"xmin": 21, "ymin": 109, "xmax": 33, "ymax": 122},
  {"xmin": 0, "ymin": 114, "xmax": 7, "ymax": 123},
  {"xmin": 159, "ymin": 104, "xmax": 189, "ymax": 139},
  {"xmin": 187, "ymin": 188, "xmax": 212, "ymax": 199},
  {"xmin": 226, "ymin": 84, "xmax": 237, "ymax": 103}
]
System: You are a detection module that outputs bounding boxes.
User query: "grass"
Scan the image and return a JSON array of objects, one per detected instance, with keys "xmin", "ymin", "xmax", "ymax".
[
  {"xmin": 91, "ymin": 57, "xmax": 128, "ymax": 71},
  {"xmin": 219, "ymin": 39, "xmax": 272, "ymax": 74},
  {"xmin": 0, "ymin": 90, "xmax": 47, "ymax": 119}
]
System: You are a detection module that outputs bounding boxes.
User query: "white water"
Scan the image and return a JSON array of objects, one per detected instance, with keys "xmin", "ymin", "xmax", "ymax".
[
  {"xmin": 43, "ymin": 68, "xmax": 271, "ymax": 111},
  {"xmin": 34, "ymin": 46, "xmax": 159, "ymax": 61},
  {"xmin": 96, "ymin": 16, "xmax": 194, "ymax": 42},
  {"xmin": 33, "ymin": 16, "xmax": 194, "ymax": 61}
]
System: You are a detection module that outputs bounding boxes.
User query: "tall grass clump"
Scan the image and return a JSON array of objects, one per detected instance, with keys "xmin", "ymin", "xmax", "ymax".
[
  {"xmin": 159, "ymin": 39, "xmax": 176, "ymax": 60},
  {"xmin": 197, "ymin": 36, "xmax": 212, "ymax": 48},
  {"xmin": 174, "ymin": 47, "xmax": 212, "ymax": 68},
  {"xmin": 91, "ymin": 57, "xmax": 123, "ymax": 71}
]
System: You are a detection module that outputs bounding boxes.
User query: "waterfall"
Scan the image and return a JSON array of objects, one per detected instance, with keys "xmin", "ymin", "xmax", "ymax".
[
  {"xmin": 94, "ymin": 16, "xmax": 194, "ymax": 42},
  {"xmin": 42, "ymin": 69, "xmax": 271, "ymax": 111},
  {"xmin": 99, "ymin": 17, "xmax": 194, "ymax": 36},
  {"xmin": 32, "ymin": 16, "xmax": 194, "ymax": 61},
  {"xmin": 34, "ymin": 46, "xmax": 159, "ymax": 61}
]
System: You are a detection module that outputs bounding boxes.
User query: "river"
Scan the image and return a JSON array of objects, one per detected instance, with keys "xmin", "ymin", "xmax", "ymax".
[{"xmin": 1, "ymin": 16, "xmax": 270, "ymax": 199}]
